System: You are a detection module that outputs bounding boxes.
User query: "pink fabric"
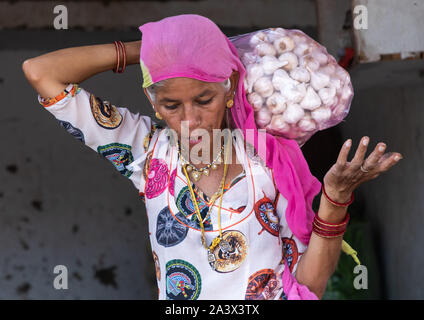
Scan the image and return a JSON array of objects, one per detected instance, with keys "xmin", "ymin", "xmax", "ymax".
[
  {"xmin": 138, "ymin": 14, "xmax": 322, "ymax": 245},
  {"xmin": 282, "ymin": 259, "xmax": 319, "ymax": 300}
]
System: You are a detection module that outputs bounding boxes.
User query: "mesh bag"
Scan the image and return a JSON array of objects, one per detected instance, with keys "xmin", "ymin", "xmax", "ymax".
[{"xmin": 229, "ymin": 28, "xmax": 354, "ymax": 146}]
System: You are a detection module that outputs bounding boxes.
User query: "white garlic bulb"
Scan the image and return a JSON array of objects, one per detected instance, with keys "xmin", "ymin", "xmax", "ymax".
[
  {"xmin": 299, "ymin": 55, "xmax": 320, "ymax": 71},
  {"xmin": 310, "ymin": 71, "xmax": 330, "ymax": 91},
  {"xmin": 289, "ymin": 66, "xmax": 310, "ymax": 82},
  {"xmin": 266, "ymin": 92, "xmax": 287, "ymax": 114},
  {"xmin": 256, "ymin": 107, "xmax": 272, "ymax": 128},
  {"xmin": 253, "ymin": 76, "xmax": 274, "ymax": 98},
  {"xmin": 267, "ymin": 28, "xmax": 287, "ymax": 42},
  {"xmin": 270, "ymin": 114, "xmax": 291, "ymax": 133},
  {"xmin": 318, "ymin": 86, "xmax": 336, "ymax": 105},
  {"xmin": 297, "ymin": 114, "xmax": 317, "ymax": 132},
  {"xmin": 241, "ymin": 52, "xmax": 257, "ymax": 66},
  {"xmin": 261, "ymin": 55, "xmax": 288, "ymax": 75},
  {"xmin": 271, "ymin": 68, "xmax": 291, "ymax": 91},
  {"xmin": 246, "ymin": 63, "xmax": 264, "ymax": 92},
  {"xmin": 247, "ymin": 92, "xmax": 264, "ymax": 111},
  {"xmin": 249, "ymin": 31, "xmax": 268, "ymax": 47},
  {"xmin": 292, "ymin": 33, "xmax": 307, "ymax": 45},
  {"xmin": 293, "ymin": 42, "xmax": 310, "ymax": 57},
  {"xmin": 330, "ymin": 77, "xmax": 342, "ymax": 91},
  {"xmin": 331, "ymin": 98, "xmax": 345, "ymax": 117},
  {"xmin": 311, "ymin": 106, "xmax": 332, "ymax": 124},
  {"xmin": 256, "ymin": 42, "xmax": 277, "ymax": 57},
  {"xmin": 274, "ymin": 36, "xmax": 295, "ymax": 54},
  {"xmin": 282, "ymin": 103, "xmax": 305, "ymax": 124},
  {"xmin": 278, "ymin": 52, "xmax": 298, "ymax": 71},
  {"xmin": 280, "ymin": 81, "xmax": 306, "ymax": 103},
  {"xmin": 300, "ymin": 86, "xmax": 322, "ymax": 110},
  {"xmin": 327, "ymin": 96, "xmax": 339, "ymax": 108},
  {"xmin": 341, "ymin": 84, "xmax": 353, "ymax": 100},
  {"xmin": 335, "ymin": 67, "xmax": 350, "ymax": 82},
  {"xmin": 311, "ymin": 49, "xmax": 328, "ymax": 65},
  {"xmin": 319, "ymin": 64, "xmax": 336, "ymax": 76}
]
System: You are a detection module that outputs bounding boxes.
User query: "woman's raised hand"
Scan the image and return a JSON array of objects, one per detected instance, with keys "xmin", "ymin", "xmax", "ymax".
[{"xmin": 323, "ymin": 136, "xmax": 403, "ymax": 202}]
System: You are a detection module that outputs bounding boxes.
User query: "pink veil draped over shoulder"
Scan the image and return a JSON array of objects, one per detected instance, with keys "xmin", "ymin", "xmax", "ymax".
[{"xmin": 138, "ymin": 14, "xmax": 321, "ymax": 300}]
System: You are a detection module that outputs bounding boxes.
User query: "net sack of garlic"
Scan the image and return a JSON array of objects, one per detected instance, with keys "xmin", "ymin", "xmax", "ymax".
[{"xmin": 229, "ymin": 28, "xmax": 354, "ymax": 147}]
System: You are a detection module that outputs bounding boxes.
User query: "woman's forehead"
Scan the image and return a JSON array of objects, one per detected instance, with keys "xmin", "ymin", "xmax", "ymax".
[{"xmin": 156, "ymin": 78, "xmax": 221, "ymax": 100}]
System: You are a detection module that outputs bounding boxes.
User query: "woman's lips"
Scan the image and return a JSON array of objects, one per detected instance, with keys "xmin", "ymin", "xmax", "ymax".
[{"xmin": 189, "ymin": 136, "xmax": 203, "ymax": 145}]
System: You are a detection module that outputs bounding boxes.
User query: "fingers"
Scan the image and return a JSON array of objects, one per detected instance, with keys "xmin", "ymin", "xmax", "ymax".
[
  {"xmin": 336, "ymin": 137, "xmax": 403, "ymax": 176},
  {"xmin": 336, "ymin": 139, "xmax": 352, "ymax": 168},
  {"xmin": 351, "ymin": 136, "xmax": 369, "ymax": 167},
  {"xmin": 377, "ymin": 152, "xmax": 403, "ymax": 173},
  {"xmin": 363, "ymin": 142, "xmax": 386, "ymax": 169}
]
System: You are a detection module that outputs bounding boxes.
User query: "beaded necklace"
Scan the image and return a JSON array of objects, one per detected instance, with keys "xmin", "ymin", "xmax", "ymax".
[{"xmin": 180, "ymin": 133, "xmax": 232, "ymax": 254}]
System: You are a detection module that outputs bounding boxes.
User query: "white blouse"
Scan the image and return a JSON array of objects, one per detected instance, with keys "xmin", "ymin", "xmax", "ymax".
[{"xmin": 38, "ymin": 83, "xmax": 308, "ymax": 300}]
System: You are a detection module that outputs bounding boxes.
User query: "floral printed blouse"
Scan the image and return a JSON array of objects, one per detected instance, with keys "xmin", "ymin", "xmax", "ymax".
[{"xmin": 38, "ymin": 83, "xmax": 308, "ymax": 300}]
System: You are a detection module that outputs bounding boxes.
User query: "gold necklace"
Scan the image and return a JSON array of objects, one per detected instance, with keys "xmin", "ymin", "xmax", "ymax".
[
  {"xmin": 178, "ymin": 142, "xmax": 224, "ymax": 182},
  {"xmin": 181, "ymin": 134, "xmax": 232, "ymax": 253}
]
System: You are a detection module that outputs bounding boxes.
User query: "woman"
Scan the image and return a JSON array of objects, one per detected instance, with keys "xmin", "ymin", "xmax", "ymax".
[{"xmin": 22, "ymin": 14, "xmax": 402, "ymax": 300}]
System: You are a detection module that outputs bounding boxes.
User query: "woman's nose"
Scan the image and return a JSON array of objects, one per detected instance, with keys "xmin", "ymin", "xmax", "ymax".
[{"xmin": 182, "ymin": 106, "xmax": 201, "ymax": 130}]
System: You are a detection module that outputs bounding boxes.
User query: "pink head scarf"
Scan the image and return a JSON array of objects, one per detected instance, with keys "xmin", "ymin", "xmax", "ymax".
[{"xmin": 138, "ymin": 14, "xmax": 322, "ymax": 246}]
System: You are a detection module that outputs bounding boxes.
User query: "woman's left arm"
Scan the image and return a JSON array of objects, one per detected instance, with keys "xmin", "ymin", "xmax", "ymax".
[{"xmin": 295, "ymin": 136, "xmax": 403, "ymax": 299}]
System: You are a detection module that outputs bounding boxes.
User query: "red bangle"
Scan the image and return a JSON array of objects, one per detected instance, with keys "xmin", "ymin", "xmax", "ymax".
[
  {"xmin": 312, "ymin": 230, "xmax": 345, "ymax": 239},
  {"xmin": 313, "ymin": 222, "xmax": 346, "ymax": 233},
  {"xmin": 312, "ymin": 212, "xmax": 349, "ymax": 238},
  {"xmin": 322, "ymin": 184, "xmax": 354, "ymax": 207},
  {"xmin": 315, "ymin": 211, "xmax": 350, "ymax": 228},
  {"xmin": 113, "ymin": 41, "xmax": 120, "ymax": 73},
  {"xmin": 117, "ymin": 41, "xmax": 126, "ymax": 73}
]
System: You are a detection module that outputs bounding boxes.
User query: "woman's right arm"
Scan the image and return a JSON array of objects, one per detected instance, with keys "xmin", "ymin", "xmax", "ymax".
[
  {"xmin": 21, "ymin": 40, "xmax": 161, "ymax": 194},
  {"xmin": 22, "ymin": 40, "xmax": 141, "ymax": 98}
]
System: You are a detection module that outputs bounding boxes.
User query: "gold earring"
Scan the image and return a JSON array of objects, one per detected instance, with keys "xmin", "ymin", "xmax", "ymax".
[
  {"xmin": 226, "ymin": 98, "xmax": 234, "ymax": 109},
  {"xmin": 155, "ymin": 112, "xmax": 163, "ymax": 120}
]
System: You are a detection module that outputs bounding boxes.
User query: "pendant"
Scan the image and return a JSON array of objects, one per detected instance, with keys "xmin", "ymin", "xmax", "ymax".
[
  {"xmin": 219, "ymin": 239, "xmax": 232, "ymax": 259},
  {"xmin": 202, "ymin": 168, "xmax": 210, "ymax": 176},
  {"xmin": 219, "ymin": 239, "xmax": 231, "ymax": 253},
  {"xmin": 191, "ymin": 171, "xmax": 201, "ymax": 182},
  {"xmin": 206, "ymin": 231, "xmax": 248, "ymax": 273},
  {"xmin": 207, "ymin": 249, "xmax": 216, "ymax": 267}
]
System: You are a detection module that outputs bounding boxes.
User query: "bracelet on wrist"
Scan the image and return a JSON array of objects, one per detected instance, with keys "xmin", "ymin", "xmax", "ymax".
[
  {"xmin": 113, "ymin": 41, "xmax": 127, "ymax": 73},
  {"xmin": 312, "ymin": 212, "xmax": 350, "ymax": 239},
  {"xmin": 322, "ymin": 184, "xmax": 354, "ymax": 207}
]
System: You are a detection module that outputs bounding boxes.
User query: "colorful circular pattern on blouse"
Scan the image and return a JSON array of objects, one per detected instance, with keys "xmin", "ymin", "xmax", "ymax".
[
  {"xmin": 281, "ymin": 237, "xmax": 299, "ymax": 273},
  {"xmin": 166, "ymin": 259, "xmax": 201, "ymax": 300},
  {"xmin": 208, "ymin": 230, "xmax": 248, "ymax": 273},
  {"xmin": 152, "ymin": 251, "xmax": 161, "ymax": 281},
  {"xmin": 156, "ymin": 206, "xmax": 188, "ymax": 247},
  {"xmin": 89, "ymin": 94, "xmax": 122, "ymax": 129},
  {"xmin": 254, "ymin": 195, "xmax": 280, "ymax": 236},
  {"xmin": 175, "ymin": 186, "xmax": 212, "ymax": 231},
  {"xmin": 169, "ymin": 168, "xmax": 177, "ymax": 197},
  {"xmin": 145, "ymin": 158, "xmax": 169, "ymax": 199},
  {"xmin": 245, "ymin": 269, "xmax": 278, "ymax": 300},
  {"xmin": 58, "ymin": 120, "xmax": 85, "ymax": 143},
  {"xmin": 97, "ymin": 143, "xmax": 134, "ymax": 178}
]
